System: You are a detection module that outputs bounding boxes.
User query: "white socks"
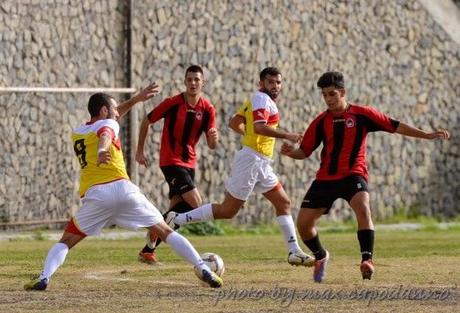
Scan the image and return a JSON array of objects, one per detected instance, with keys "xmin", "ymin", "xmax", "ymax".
[
  {"xmin": 276, "ymin": 215, "xmax": 302, "ymax": 253},
  {"xmin": 165, "ymin": 232, "xmax": 205, "ymax": 269},
  {"xmin": 39, "ymin": 242, "xmax": 69, "ymax": 281},
  {"xmin": 175, "ymin": 203, "xmax": 214, "ymax": 226}
]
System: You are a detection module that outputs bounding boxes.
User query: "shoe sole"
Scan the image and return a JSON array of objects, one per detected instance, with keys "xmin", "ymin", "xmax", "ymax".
[{"xmin": 288, "ymin": 260, "xmax": 315, "ymax": 267}]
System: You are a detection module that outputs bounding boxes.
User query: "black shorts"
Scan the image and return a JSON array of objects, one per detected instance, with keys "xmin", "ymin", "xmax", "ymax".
[
  {"xmin": 160, "ymin": 166, "xmax": 196, "ymax": 199},
  {"xmin": 301, "ymin": 175, "xmax": 369, "ymax": 214}
]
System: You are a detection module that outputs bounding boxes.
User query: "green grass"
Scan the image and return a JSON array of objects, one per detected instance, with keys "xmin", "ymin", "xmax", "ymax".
[{"xmin": 1, "ymin": 228, "xmax": 459, "ymax": 313}]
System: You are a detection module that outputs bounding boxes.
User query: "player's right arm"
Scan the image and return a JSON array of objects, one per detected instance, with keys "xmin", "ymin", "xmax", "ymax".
[
  {"xmin": 135, "ymin": 116, "xmax": 151, "ymax": 166},
  {"xmin": 135, "ymin": 97, "xmax": 175, "ymax": 166},
  {"xmin": 228, "ymin": 114, "xmax": 245, "ymax": 135},
  {"xmin": 117, "ymin": 83, "xmax": 160, "ymax": 119}
]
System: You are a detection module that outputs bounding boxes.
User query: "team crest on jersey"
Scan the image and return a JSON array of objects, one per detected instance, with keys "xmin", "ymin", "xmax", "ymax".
[
  {"xmin": 345, "ymin": 118, "xmax": 355, "ymax": 128},
  {"xmin": 196, "ymin": 111, "xmax": 202, "ymax": 120}
]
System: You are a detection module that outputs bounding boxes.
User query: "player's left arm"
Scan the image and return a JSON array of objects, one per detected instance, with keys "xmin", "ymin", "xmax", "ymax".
[
  {"xmin": 206, "ymin": 128, "xmax": 219, "ymax": 149},
  {"xmin": 96, "ymin": 132, "xmax": 113, "ymax": 166},
  {"xmin": 280, "ymin": 142, "xmax": 307, "ymax": 159},
  {"xmin": 253, "ymin": 123, "xmax": 302, "ymax": 142},
  {"xmin": 117, "ymin": 82, "xmax": 160, "ymax": 119},
  {"xmin": 395, "ymin": 122, "xmax": 450, "ymax": 140},
  {"xmin": 205, "ymin": 107, "xmax": 219, "ymax": 149}
]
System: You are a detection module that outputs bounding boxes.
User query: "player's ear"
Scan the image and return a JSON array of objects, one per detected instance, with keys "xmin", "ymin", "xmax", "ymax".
[
  {"xmin": 99, "ymin": 105, "xmax": 108, "ymax": 117},
  {"xmin": 339, "ymin": 88, "xmax": 346, "ymax": 97}
]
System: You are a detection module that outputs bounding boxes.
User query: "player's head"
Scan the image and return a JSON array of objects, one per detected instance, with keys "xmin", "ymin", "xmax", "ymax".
[
  {"xmin": 259, "ymin": 67, "xmax": 282, "ymax": 100},
  {"xmin": 87, "ymin": 93, "xmax": 119, "ymax": 120},
  {"xmin": 184, "ymin": 65, "xmax": 205, "ymax": 97},
  {"xmin": 317, "ymin": 71, "xmax": 347, "ymax": 111}
]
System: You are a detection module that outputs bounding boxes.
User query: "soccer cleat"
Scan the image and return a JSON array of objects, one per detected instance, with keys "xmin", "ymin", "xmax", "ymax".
[
  {"xmin": 24, "ymin": 277, "xmax": 48, "ymax": 291},
  {"xmin": 288, "ymin": 250, "xmax": 315, "ymax": 267},
  {"xmin": 138, "ymin": 251, "xmax": 157, "ymax": 264},
  {"xmin": 199, "ymin": 269, "xmax": 223, "ymax": 288},
  {"xmin": 164, "ymin": 211, "xmax": 179, "ymax": 229},
  {"xmin": 313, "ymin": 250, "xmax": 330, "ymax": 283},
  {"xmin": 360, "ymin": 260, "xmax": 374, "ymax": 280}
]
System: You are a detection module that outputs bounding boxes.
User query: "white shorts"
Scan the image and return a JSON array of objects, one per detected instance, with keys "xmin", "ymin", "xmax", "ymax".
[
  {"xmin": 224, "ymin": 147, "xmax": 279, "ymax": 201},
  {"xmin": 74, "ymin": 179, "xmax": 163, "ymax": 236}
]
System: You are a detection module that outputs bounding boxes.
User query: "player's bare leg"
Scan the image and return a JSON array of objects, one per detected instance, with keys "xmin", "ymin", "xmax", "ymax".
[
  {"xmin": 170, "ymin": 192, "xmax": 245, "ymax": 227},
  {"xmin": 211, "ymin": 192, "xmax": 245, "ymax": 219}
]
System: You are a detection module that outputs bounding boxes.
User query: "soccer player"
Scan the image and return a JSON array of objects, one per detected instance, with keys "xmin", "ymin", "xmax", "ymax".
[
  {"xmin": 135, "ymin": 65, "xmax": 218, "ymax": 263},
  {"xmin": 24, "ymin": 84, "xmax": 223, "ymax": 290},
  {"xmin": 166, "ymin": 67, "xmax": 315, "ymax": 267},
  {"xmin": 281, "ymin": 71, "xmax": 450, "ymax": 282}
]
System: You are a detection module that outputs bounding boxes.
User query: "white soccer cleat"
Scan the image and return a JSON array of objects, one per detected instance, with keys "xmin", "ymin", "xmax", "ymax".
[
  {"xmin": 164, "ymin": 211, "xmax": 179, "ymax": 229},
  {"xmin": 288, "ymin": 250, "xmax": 315, "ymax": 267}
]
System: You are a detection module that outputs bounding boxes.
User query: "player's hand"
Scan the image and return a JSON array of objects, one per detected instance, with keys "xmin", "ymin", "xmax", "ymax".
[
  {"xmin": 136, "ymin": 82, "xmax": 160, "ymax": 102},
  {"xmin": 135, "ymin": 151, "xmax": 149, "ymax": 166},
  {"xmin": 284, "ymin": 132, "xmax": 302, "ymax": 143},
  {"xmin": 96, "ymin": 150, "xmax": 111, "ymax": 166},
  {"xmin": 427, "ymin": 129, "xmax": 450, "ymax": 140},
  {"xmin": 281, "ymin": 142, "xmax": 295, "ymax": 156},
  {"xmin": 207, "ymin": 128, "xmax": 218, "ymax": 141}
]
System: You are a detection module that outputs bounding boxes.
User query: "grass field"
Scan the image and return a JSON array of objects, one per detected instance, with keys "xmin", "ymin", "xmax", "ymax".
[{"xmin": 1, "ymin": 226, "xmax": 459, "ymax": 313}]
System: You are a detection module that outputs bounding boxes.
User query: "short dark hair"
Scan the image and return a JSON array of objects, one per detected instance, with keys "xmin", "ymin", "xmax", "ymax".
[
  {"xmin": 185, "ymin": 65, "xmax": 204, "ymax": 77},
  {"xmin": 260, "ymin": 67, "xmax": 282, "ymax": 81},
  {"xmin": 317, "ymin": 71, "xmax": 345, "ymax": 89},
  {"xmin": 87, "ymin": 93, "xmax": 114, "ymax": 118}
]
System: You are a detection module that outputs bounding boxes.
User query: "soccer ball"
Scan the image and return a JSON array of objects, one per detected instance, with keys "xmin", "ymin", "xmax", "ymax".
[{"xmin": 195, "ymin": 252, "xmax": 225, "ymax": 278}]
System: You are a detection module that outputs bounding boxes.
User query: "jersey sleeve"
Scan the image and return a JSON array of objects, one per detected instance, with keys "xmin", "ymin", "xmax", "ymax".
[
  {"xmin": 147, "ymin": 97, "xmax": 176, "ymax": 123},
  {"xmin": 300, "ymin": 114, "xmax": 325, "ymax": 157},
  {"xmin": 360, "ymin": 106, "xmax": 400, "ymax": 133},
  {"xmin": 251, "ymin": 93, "xmax": 270, "ymax": 124},
  {"xmin": 95, "ymin": 119, "xmax": 119, "ymax": 140}
]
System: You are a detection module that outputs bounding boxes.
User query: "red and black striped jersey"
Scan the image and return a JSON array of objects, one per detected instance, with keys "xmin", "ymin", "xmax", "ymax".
[
  {"xmin": 300, "ymin": 103, "xmax": 400, "ymax": 181},
  {"xmin": 147, "ymin": 93, "xmax": 216, "ymax": 168}
]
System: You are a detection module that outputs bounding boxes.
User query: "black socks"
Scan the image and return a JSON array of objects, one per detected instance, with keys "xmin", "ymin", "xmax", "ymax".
[
  {"xmin": 357, "ymin": 229, "xmax": 374, "ymax": 261},
  {"xmin": 303, "ymin": 235, "xmax": 327, "ymax": 260}
]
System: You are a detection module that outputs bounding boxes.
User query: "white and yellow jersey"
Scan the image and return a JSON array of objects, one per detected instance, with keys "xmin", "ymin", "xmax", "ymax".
[
  {"xmin": 236, "ymin": 91, "xmax": 280, "ymax": 158},
  {"xmin": 72, "ymin": 119, "xmax": 129, "ymax": 197}
]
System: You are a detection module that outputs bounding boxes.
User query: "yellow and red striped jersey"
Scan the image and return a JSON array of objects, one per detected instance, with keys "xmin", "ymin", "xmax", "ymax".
[
  {"xmin": 236, "ymin": 90, "xmax": 280, "ymax": 158},
  {"xmin": 72, "ymin": 119, "xmax": 128, "ymax": 197}
]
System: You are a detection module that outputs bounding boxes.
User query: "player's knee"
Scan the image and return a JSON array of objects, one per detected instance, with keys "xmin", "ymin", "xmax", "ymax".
[
  {"xmin": 275, "ymin": 198, "xmax": 291, "ymax": 215},
  {"xmin": 354, "ymin": 206, "xmax": 372, "ymax": 221},
  {"xmin": 150, "ymin": 223, "xmax": 173, "ymax": 241}
]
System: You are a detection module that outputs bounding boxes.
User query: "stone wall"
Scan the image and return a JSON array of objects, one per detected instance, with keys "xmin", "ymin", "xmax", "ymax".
[{"xmin": 0, "ymin": 0, "xmax": 458, "ymax": 228}]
